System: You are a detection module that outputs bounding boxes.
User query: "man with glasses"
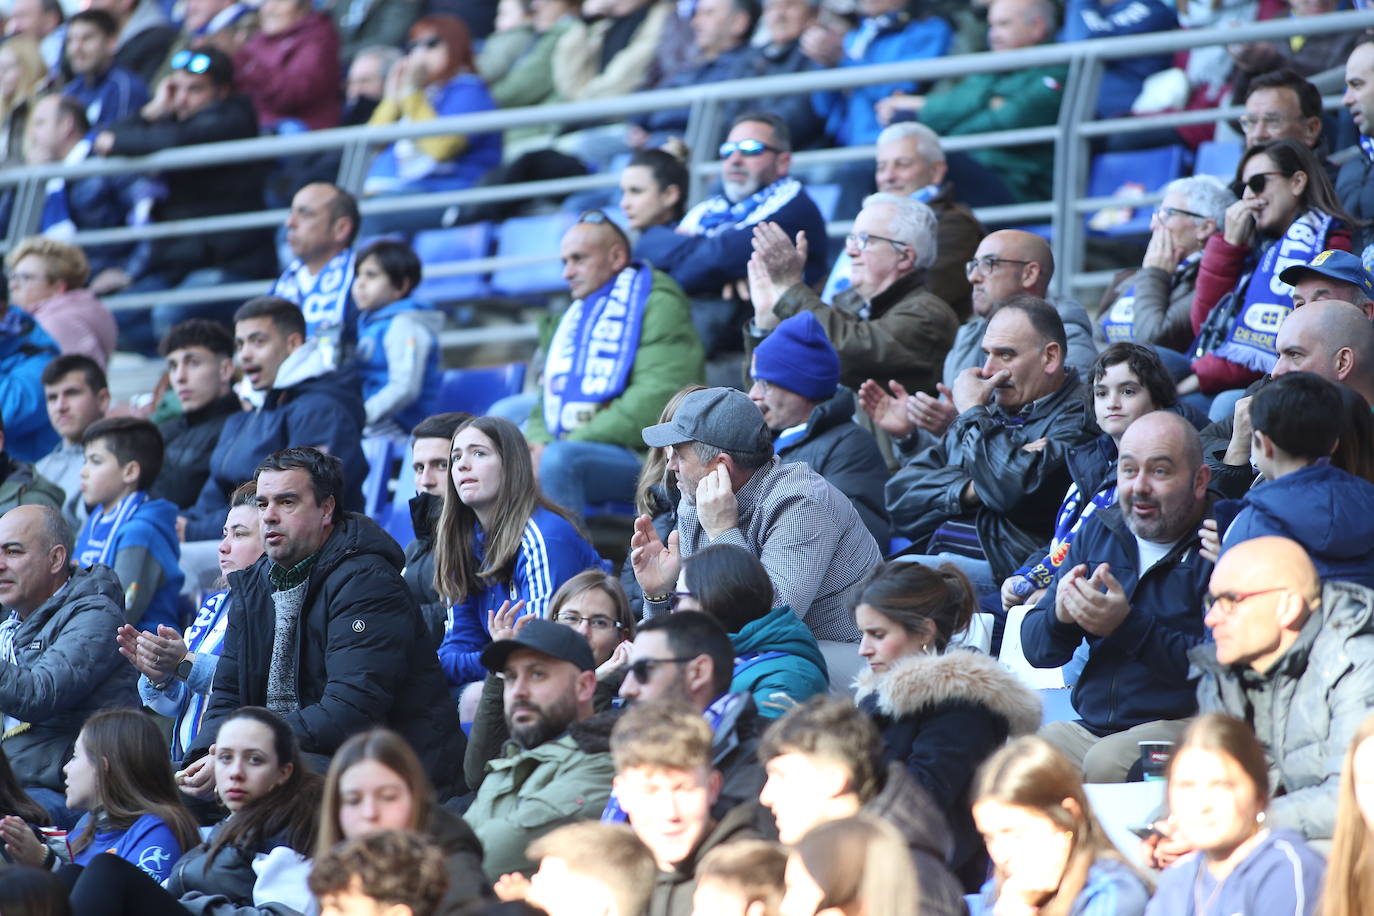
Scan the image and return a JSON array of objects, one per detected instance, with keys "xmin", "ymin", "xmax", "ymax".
[
  {"xmin": 525, "ymin": 212, "xmax": 704, "ymax": 518},
  {"xmin": 1021, "ymin": 411, "xmax": 1214, "ymax": 782},
  {"xmin": 1240, "ymin": 69, "xmax": 1337, "ymax": 183},
  {"xmin": 635, "ymin": 111, "xmax": 828, "ymax": 357}
]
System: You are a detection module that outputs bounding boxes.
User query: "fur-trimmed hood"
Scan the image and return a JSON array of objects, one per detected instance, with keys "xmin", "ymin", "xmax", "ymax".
[{"xmin": 854, "ymin": 650, "xmax": 1041, "ymax": 737}]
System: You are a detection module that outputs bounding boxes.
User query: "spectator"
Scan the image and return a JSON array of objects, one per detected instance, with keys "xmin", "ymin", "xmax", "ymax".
[
  {"xmin": 1318, "ymin": 715, "xmax": 1374, "ymax": 916},
  {"xmin": 90, "ymin": 0, "xmax": 177, "ymax": 86},
  {"xmin": 526, "ymin": 213, "xmax": 704, "ymax": 517},
  {"xmin": 1229, "ymin": 0, "xmax": 1361, "ymax": 108},
  {"xmin": 745, "ymin": 312, "xmax": 890, "ymax": 543},
  {"xmin": 152, "ymin": 319, "xmax": 241, "ymax": 511},
  {"xmin": 185, "ymin": 448, "xmax": 466, "ymax": 797},
  {"xmin": 634, "ymin": 387, "xmax": 880, "ymax": 656},
  {"xmin": 610, "ymin": 700, "xmax": 761, "ymax": 916},
  {"xmin": 1188, "ymin": 536, "xmax": 1374, "ymax": 843},
  {"xmin": 0, "ymin": 410, "xmax": 62, "ymax": 517},
  {"xmin": 1215, "ymin": 372, "xmax": 1374, "ymax": 588},
  {"xmin": 809, "ymin": 0, "xmax": 953, "ymax": 148},
  {"xmin": 1338, "ymin": 40, "xmax": 1374, "ymax": 261},
  {"xmin": 876, "ymin": 0, "xmax": 1063, "ymax": 206},
  {"xmin": 350, "ymin": 238, "xmax": 444, "ymax": 437},
  {"xmin": 74, "ymin": 417, "xmax": 184, "ymax": 633},
  {"xmin": 400, "ymin": 411, "xmax": 472, "ymax": 647},
  {"xmin": 784, "ymin": 816, "xmax": 918, "ymax": 916},
  {"xmin": 311, "ymin": 831, "xmax": 451, "ymax": 916},
  {"xmin": 1059, "ymin": 0, "xmax": 1175, "ymax": 119},
  {"xmin": 0, "ymin": 35, "xmax": 48, "ymax": 163},
  {"xmin": 1021, "ymin": 411, "xmax": 1213, "ymax": 782},
  {"xmin": 0, "ymin": 504, "xmax": 134, "ymax": 827},
  {"xmin": 1096, "ymin": 176, "xmax": 1235, "ymax": 354},
  {"xmin": 364, "ymin": 16, "xmax": 502, "ymax": 204},
  {"xmin": 234, "ymin": 0, "xmax": 342, "ymax": 131},
  {"xmin": 36, "ymin": 353, "xmax": 108, "ymax": 530},
  {"xmin": 736, "ymin": 0, "xmax": 826, "ymax": 150},
  {"xmin": 4, "ymin": 237, "xmax": 117, "ymax": 369},
  {"xmin": 1145, "ymin": 714, "xmax": 1326, "ymax": 916},
  {"xmin": 343, "ymin": 45, "xmax": 401, "ymax": 125},
  {"xmin": 823, "ymin": 122, "xmax": 982, "ymax": 320},
  {"xmin": 634, "ymin": 112, "xmax": 828, "ymax": 355},
  {"xmin": 463, "ymin": 618, "xmax": 614, "ymax": 880},
  {"xmin": 271, "ymin": 182, "xmax": 360, "ymax": 359},
  {"xmin": 332, "ymin": 0, "xmax": 422, "ymax": 66},
  {"xmin": 0, "ymin": 866, "xmax": 70, "ymax": 913},
  {"xmin": 852, "ymin": 561, "xmax": 1040, "ymax": 883},
  {"xmin": 486, "ymin": 0, "xmax": 580, "ymax": 112},
  {"xmin": 62, "ymin": 709, "xmax": 201, "ymax": 882},
  {"xmin": 746, "ymin": 195, "xmax": 960, "ymax": 421},
  {"xmin": 5, "ymin": 0, "xmax": 64, "ymax": 74},
  {"xmin": 692, "ymin": 840, "xmax": 787, "ymax": 916},
  {"xmin": 521, "ymin": 822, "xmax": 657, "ymax": 916},
  {"xmin": 314, "ymin": 729, "xmax": 488, "ymax": 912},
  {"xmin": 972, "ymin": 736, "xmax": 1150, "ymax": 916},
  {"xmin": 150, "ymin": 0, "xmax": 259, "ymax": 87},
  {"xmin": 117, "ymin": 482, "xmax": 260, "ymax": 763},
  {"xmin": 0, "ymin": 290, "xmax": 60, "ymax": 463},
  {"xmin": 0, "ymin": 747, "xmax": 57, "ymax": 869},
  {"xmin": 478, "ymin": 0, "xmax": 535, "ymax": 87},
  {"xmin": 675, "ymin": 544, "xmax": 829, "ymax": 718},
  {"xmin": 61, "ymin": 10, "xmax": 149, "ymax": 131},
  {"xmin": 1282, "ymin": 249, "xmax": 1374, "ymax": 314},
  {"xmin": 434, "ymin": 416, "xmax": 603, "ymax": 688},
  {"xmin": 551, "ymin": 0, "xmax": 670, "ymax": 107},
  {"xmin": 69, "ymin": 706, "xmax": 323, "ymax": 913},
  {"xmin": 1241, "ymin": 69, "xmax": 1333, "ymax": 179},
  {"xmin": 618, "ymin": 146, "xmax": 689, "ymax": 232},
  {"xmin": 885, "ymin": 296, "xmax": 1097, "ymax": 594},
  {"xmin": 179, "ymin": 297, "xmax": 368, "ymax": 542},
  {"xmin": 1186, "ymin": 138, "xmax": 1356, "ymax": 417}
]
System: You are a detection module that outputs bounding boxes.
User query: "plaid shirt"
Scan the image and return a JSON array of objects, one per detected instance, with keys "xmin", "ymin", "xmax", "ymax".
[{"xmin": 668, "ymin": 457, "xmax": 879, "ymax": 642}]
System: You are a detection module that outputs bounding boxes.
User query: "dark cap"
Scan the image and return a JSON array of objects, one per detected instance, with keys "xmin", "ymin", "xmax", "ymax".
[
  {"xmin": 1278, "ymin": 249, "xmax": 1374, "ymax": 297},
  {"xmin": 641, "ymin": 387, "xmax": 769, "ymax": 451},
  {"xmin": 479, "ymin": 617, "xmax": 595, "ymax": 673}
]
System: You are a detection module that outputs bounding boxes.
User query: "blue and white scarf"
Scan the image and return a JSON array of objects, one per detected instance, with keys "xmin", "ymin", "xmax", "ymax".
[
  {"xmin": 849, "ymin": 10, "xmax": 910, "ymax": 59},
  {"xmin": 271, "ymin": 247, "xmax": 356, "ymax": 358},
  {"xmin": 0, "ymin": 611, "xmax": 20, "ymax": 734},
  {"xmin": 172, "ymin": 590, "xmax": 232, "ymax": 760},
  {"xmin": 76, "ymin": 491, "xmax": 148, "ymax": 569},
  {"xmin": 1194, "ymin": 209, "xmax": 1333, "ymax": 373},
  {"xmin": 1017, "ymin": 482, "xmax": 1118, "ymax": 589},
  {"xmin": 680, "ymin": 177, "xmax": 804, "ymax": 237},
  {"xmin": 1099, "ymin": 251, "xmax": 1202, "ymax": 343},
  {"xmin": 822, "ymin": 183, "xmax": 939, "ymax": 304},
  {"xmin": 543, "ymin": 262, "xmax": 652, "ymax": 438}
]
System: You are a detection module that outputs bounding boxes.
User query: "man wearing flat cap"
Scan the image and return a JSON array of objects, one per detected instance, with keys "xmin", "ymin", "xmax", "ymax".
[
  {"xmin": 1279, "ymin": 248, "xmax": 1374, "ymax": 318},
  {"xmin": 631, "ymin": 386, "xmax": 882, "ymax": 685},
  {"xmin": 462, "ymin": 618, "xmax": 616, "ymax": 881}
]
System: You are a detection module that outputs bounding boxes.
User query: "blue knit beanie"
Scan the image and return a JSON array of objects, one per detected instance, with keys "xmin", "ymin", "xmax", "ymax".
[{"xmin": 753, "ymin": 312, "xmax": 840, "ymax": 401}]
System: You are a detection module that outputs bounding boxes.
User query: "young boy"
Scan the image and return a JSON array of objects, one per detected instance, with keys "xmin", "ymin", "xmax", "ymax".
[
  {"xmin": 517, "ymin": 822, "xmax": 657, "ymax": 916},
  {"xmin": 75, "ymin": 416, "xmax": 184, "ymax": 633},
  {"xmin": 1218, "ymin": 371, "xmax": 1374, "ymax": 586},
  {"xmin": 309, "ymin": 830, "xmax": 449, "ymax": 916},
  {"xmin": 692, "ymin": 840, "xmax": 788, "ymax": 916},
  {"xmin": 350, "ymin": 239, "xmax": 443, "ymax": 438}
]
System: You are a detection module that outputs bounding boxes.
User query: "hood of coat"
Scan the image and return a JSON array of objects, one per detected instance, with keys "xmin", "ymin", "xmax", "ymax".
[
  {"xmin": 427, "ymin": 805, "xmax": 484, "ymax": 858},
  {"xmin": 1238, "ymin": 464, "xmax": 1374, "ymax": 563},
  {"xmin": 313, "ymin": 512, "xmax": 408, "ymax": 579},
  {"xmin": 272, "ymin": 338, "xmax": 334, "ymax": 391},
  {"xmin": 783, "ymin": 387, "xmax": 859, "ymax": 447},
  {"xmin": 359, "ymin": 296, "xmax": 445, "ymax": 333},
  {"xmin": 409, "ymin": 491, "xmax": 443, "ymax": 541},
  {"xmin": 854, "ymin": 650, "xmax": 1042, "ymax": 737},
  {"xmin": 731, "ymin": 605, "xmax": 828, "ymax": 673},
  {"xmin": 568, "ymin": 706, "xmax": 620, "ymax": 755},
  {"xmin": 863, "ymin": 761, "xmax": 955, "ymax": 863}
]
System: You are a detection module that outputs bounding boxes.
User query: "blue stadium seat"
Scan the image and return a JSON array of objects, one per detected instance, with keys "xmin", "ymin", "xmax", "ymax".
[
  {"xmin": 808, "ymin": 183, "xmax": 843, "ymax": 222},
  {"xmin": 1195, "ymin": 139, "xmax": 1243, "ymax": 180},
  {"xmin": 413, "ymin": 222, "xmax": 494, "ymax": 304},
  {"xmin": 438, "ymin": 362, "xmax": 529, "ymax": 416},
  {"xmin": 361, "ymin": 436, "xmax": 404, "ymax": 518},
  {"xmin": 1039, "ymin": 687, "xmax": 1077, "ymax": 725},
  {"xmin": 1086, "ymin": 146, "xmax": 1188, "ymax": 237},
  {"xmin": 491, "ymin": 213, "xmax": 576, "ymax": 297},
  {"xmin": 382, "ymin": 499, "xmax": 416, "ymax": 547}
]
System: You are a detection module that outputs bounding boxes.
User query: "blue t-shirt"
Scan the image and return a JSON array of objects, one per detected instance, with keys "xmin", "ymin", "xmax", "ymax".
[{"xmin": 71, "ymin": 812, "xmax": 185, "ymax": 882}]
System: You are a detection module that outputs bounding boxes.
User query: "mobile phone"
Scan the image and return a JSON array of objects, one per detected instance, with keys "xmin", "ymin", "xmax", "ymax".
[{"xmin": 1127, "ymin": 823, "xmax": 1161, "ymax": 841}]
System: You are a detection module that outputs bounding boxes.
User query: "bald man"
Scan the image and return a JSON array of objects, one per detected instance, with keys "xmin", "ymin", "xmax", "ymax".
[
  {"xmin": 0, "ymin": 504, "xmax": 136, "ymax": 826},
  {"xmin": 271, "ymin": 182, "xmax": 361, "ymax": 358},
  {"xmin": 1022, "ymin": 411, "xmax": 1214, "ymax": 782},
  {"xmin": 1190, "ymin": 536, "xmax": 1374, "ymax": 842},
  {"xmin": 525, "ymin": 217, "xmax": 705, "ymax": 516}
]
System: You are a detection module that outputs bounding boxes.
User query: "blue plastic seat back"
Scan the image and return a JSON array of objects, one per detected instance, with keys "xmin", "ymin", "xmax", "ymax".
[
  {"xmin": 413, "ymin": 222, "xmax": 494, "ymax": 303},
  {"xmin": 1195, "ymin": 139, "xmax": 1243, "ymax": 180},
  {"xmin": 1086, "ymin": 146, "xmax": 1188, "ymax": 237},
  {"xmin": 361, "ymin": 436, "xmax": 404, "ymax": 518},
  {"xmin": 491, "ymin": 213, "xmax": 576, "ymax": 297},
  {"xmin": 808, "ymin": 183, "xmax": 843, "ymax": 222},
  {"xmin": 438, "ymin": 362, "xmax": 529, "ymax": 416}
]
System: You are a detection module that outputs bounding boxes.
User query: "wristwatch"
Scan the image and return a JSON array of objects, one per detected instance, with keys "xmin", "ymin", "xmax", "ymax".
[{"xmin": 176, "ymin": 658, "xmax": 194, "ymax": 681}]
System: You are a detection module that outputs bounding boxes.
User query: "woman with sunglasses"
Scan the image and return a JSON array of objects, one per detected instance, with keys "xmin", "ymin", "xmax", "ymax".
[
  {"xmin": 233, "ymin": 0, "xmax": 341, "ymax": 131},
  {"xmin": 365, "ymin": 15, "xmax": 502, "ymax": 203},
  {"xmin": 1184, "ymin": 137, "xmax": 1358, "ymax": 421}
]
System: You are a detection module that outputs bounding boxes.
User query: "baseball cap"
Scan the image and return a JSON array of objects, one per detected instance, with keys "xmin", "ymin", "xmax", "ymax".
[
  {"xmin": 641, "ymin": 387, "xmax": 769, "ymax": 451},
  {"xmin": 479, "ymin": 618, "xmax": 595, "ymax": 673},
  {"xmin": 1278, "ymin": 249, "xmax": 1374, "ymax": 297}
]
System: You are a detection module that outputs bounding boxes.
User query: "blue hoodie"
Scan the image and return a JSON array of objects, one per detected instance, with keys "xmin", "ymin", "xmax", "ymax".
[
  {"xmin": 1145, "ymin": 829, "xmax": 1325, "ymax": 916},
  {"xmin": 102, "ymin": 495, "xmax": 185, "ymax": 635},
  {"xmin": 353, "ymin": 296, "xmax": 444, "ymax": 433},
  {"xmin": 1219, "ymin": 463, "xmax": 1374, "ymax": 589},
  {"xmin": 729, "ymin": 605, "xmax": 829, "ymax": 718},
  {"xmin": 0, "ymin": 307, "xmax": 60, "ymax": 462}
]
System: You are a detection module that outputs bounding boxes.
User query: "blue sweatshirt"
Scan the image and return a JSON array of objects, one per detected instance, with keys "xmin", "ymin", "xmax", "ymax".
[
  {"xmin": 978, "ymin": 857, "xmax": 1149, "ymax": 916},
  {"xmin": 71, "ymin": 812, "xmax": 186, "ymax": 882},
  {"xmin": 438, "ymin": 506, "xmax": 603, "ymax": 685},
  {"xmin": 1144, "ymin": 829, "xmax": 1325, "ymax": 916},
  {"xmin": 76, "ymin": 493, "xmax": 185, "ymax": 634}
]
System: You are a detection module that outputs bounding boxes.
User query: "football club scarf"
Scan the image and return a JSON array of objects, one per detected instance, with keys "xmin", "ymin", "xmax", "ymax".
[
  {"xmin": 680, "ymin": 177, "xmax": 803, "ymax": 237},
  {"xmin": 1099, "ymin": 251, "xmax": 1201, "ymax": 343},
  {"xmin": 75, "ymin": 490, "xmax": 148, "ymax": 569}
]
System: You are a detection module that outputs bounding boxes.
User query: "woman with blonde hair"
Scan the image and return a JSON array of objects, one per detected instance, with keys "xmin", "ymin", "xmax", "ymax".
[
  {"xmin": 1317, "ymin": 715, "xmax": 1374, "ymax": 916},
  {"xmin": 973, "ymin": 735, "xmax": 1149, "ymax": 916},
  {"xmin": 0, "ymin": 36, "xmax": 47, "ymax": 162},
  {"xmin": 781, "ymin": 814, "xmax": 917, "ymax": 916},
  {"xmin": 4, "ymin": 235, "xmax": 117, "ymax": 368}
]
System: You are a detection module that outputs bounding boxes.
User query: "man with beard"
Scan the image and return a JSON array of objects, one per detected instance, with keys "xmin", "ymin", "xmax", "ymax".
[
  {"xmin": 1020, "ymin": 411, "xmax": 1214, "ymax": 782},
  {"xmin": 464, "ymin": 618, "xmax": 615, "ymax": 881}
]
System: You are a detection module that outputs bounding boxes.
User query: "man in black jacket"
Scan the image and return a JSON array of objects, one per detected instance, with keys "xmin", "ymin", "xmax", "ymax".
[
  {"xmin": 183, "ymin": 447, "xmax": 465, "ymax": 799},
  {"xmin": 402, "ymin": 411, "xmax": 471, "ymax": 648},
  {"xmin": 152, "ymin": 320, "xmax": 241, "ymax": 510},
  {"xmin": 1339, "ymin": 41, "xmax": 1374, "ymax": 260}
]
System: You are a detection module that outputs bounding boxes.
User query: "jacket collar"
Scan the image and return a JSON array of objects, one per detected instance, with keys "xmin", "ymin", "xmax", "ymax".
[
  {"xmin": 864, "ymin": 269, "xmax": 928, "ymax": 319},
  {"xmin": 853, "ymin": 649, "xmax": 1042, "ymax": 736}
]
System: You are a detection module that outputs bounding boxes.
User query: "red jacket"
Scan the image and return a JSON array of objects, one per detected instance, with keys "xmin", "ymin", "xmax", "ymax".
[
  {"xmin": 1189, "ymin": 225, "xmax": 1351, "ymax": 394},
  {"xmin": 234, "ymin": 11, "xmax": 341, "ymax": 131}
]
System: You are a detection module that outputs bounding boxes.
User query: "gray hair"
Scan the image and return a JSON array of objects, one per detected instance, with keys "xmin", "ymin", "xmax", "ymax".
[
  {"xmin": 875, "ymin": 122, "xmax": 945, "ymax": 164},
  {"xmin": 1163, "ymin": 175, "xmax": 1235, "ymax": 225},
  {"xmin": 31, "ymin": 505, "xmax": 73, "ymax": 561},
  {"xmin": 1023, "ymin": 0, "xmax": 1057, "ymax": 28},
  {"xmin": 353, "ymin": 44, "xmax": 403, "ymax": 78},
  {"xmin": 861, "ymin": 193, "xmax": 938, "ymax": 272}
]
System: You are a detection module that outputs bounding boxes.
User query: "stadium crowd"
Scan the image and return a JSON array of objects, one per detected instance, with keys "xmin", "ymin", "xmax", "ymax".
[{"xmin": 5, "ymin": 0, "xmax": 1374, "ymax": 914}]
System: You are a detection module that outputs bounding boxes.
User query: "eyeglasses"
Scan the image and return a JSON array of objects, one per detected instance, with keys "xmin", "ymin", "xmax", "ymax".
[
  {"xmin": 1230, "ymin": 171, "xmax": 1287, "ymax": 198},
  {"xmin": 554, "ymin": 612, "xmax": 622, "ymax": 632},
  {"xmin": 577, "ymin": 209, "xmax": 610, "ymax": 225},
  {"xmin": 1203, "ymin": 586, "xmax": 1289, "ymax": 616},
  {"xmin": 718, "ymin": 139, "xmax": 782, "ymax": 159},
  {"xmin": 846, "ymin": 232, "xmax": 910, "ymax": 253},
  {"xmin": 7, "ymin": 271, "xmax": 45, "ymax": 284},
  {"xmin": 628, "ymin": 656, "xmax": 695, "ymax": 684},
  {"xmin": 171, "ymin": 50, "xmax": 212, "ymax": 74},
  {"xmin": 1238, "ymin": 114, "xmax": 1296, "ymax": 133},
  {"xmin": 965, "ymin": 255, "xmax": 1032, "ymax": 277},
  {"xmin": 405, "ymin": 36, "xmax": 443, "ymax": 53},
  {"xmin": 1155, "ymin": 206, "xmax": 1208, "ymax": 222},
  {"xmin": 667, "ymin": 590, "xmax": 695, "ymax": 610}
]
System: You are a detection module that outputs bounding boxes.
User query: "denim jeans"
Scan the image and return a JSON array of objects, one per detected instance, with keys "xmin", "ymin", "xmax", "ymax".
[{"xmin": 538, "ymin": 439, "xmax": 643, "ymax": 518}]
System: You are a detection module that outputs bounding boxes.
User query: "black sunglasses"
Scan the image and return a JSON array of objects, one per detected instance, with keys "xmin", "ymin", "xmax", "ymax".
[
  {"xmin": 628, "ymin": 656, "xmax": 694, "ymax": 684},
  {"xmin": 405, "ymin": 36, "xmax": 444, "ymax": 53},
  {"xmin": 718, "ymin": 139, "xmax": 782, "ymax": 159},
  {"xmin": 1229, "ymin": 171, "xmax": 1286, "ymax": 198},
  {"xmin": 171, "ymin": 50, "xmax": 212, "ymax": 74}
]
